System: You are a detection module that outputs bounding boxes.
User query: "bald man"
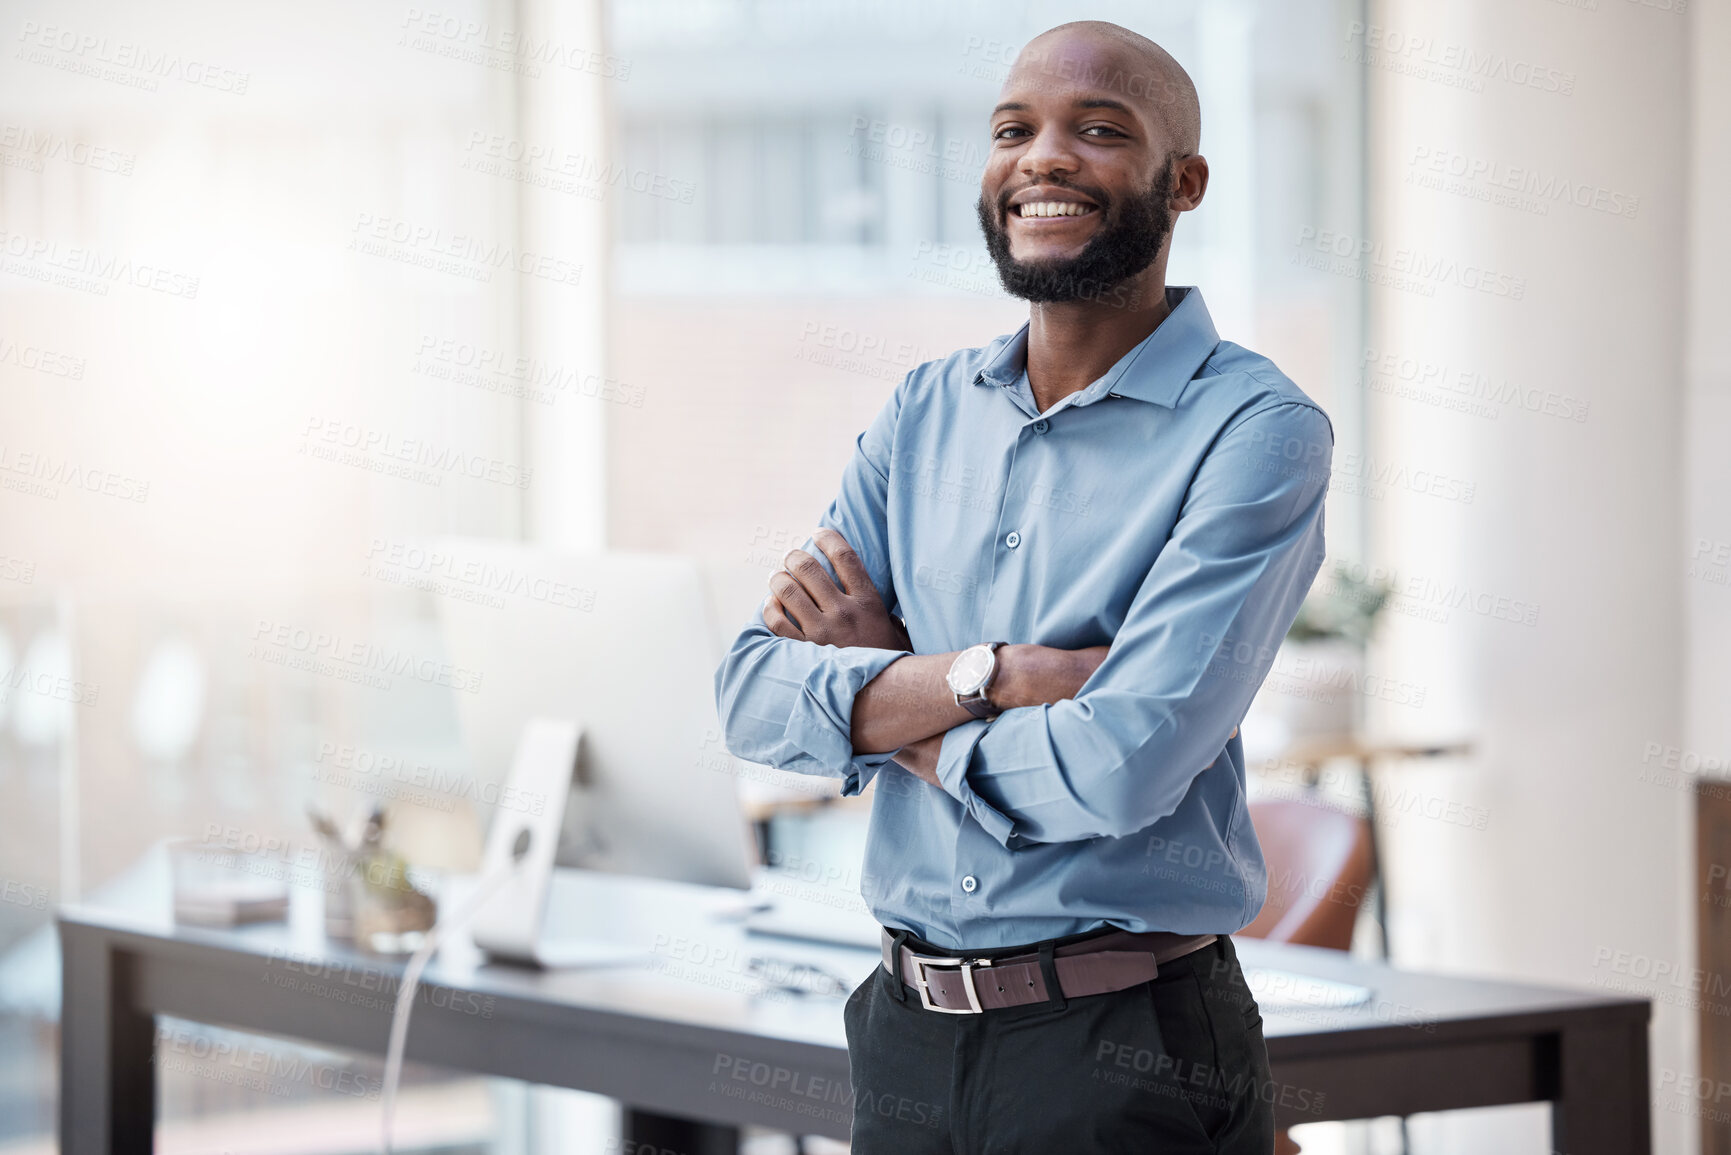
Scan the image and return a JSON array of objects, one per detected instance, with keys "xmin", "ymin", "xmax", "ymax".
[{"xmin": 717, "ymin": 21, "xmax": 1331, "ymax": 1152}]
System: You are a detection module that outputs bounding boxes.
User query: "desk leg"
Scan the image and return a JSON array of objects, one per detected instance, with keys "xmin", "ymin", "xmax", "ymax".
[
  {"xmin": 1356, "ymin": 756, "xmax": 1391, "ymax": 960},
  {"xmin": 622, "ymin": 1109, "xmax": 739, "ymax": 1155},
  {"xmin": 1552, "ymin": 1019, "xmax": 1651, "ymax": 1155},
  {"xmin": 60, "ymin": 927, "xmax": 155, "ymax": 1155}
]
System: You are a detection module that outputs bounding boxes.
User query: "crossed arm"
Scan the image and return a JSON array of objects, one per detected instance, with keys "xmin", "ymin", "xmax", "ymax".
[
  {"xmin": 723, "ymin": 401, "xmax": 1327, "ymax": 847},
  {"xmin": 764, "ymin": 528, "xmax": 1107, "ymax": 785}
]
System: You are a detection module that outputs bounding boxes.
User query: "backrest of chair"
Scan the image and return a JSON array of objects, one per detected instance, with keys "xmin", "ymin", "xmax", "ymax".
[{"xmin": 1240, "ymin": 796, "xmax": 1375, "ymax": 951}]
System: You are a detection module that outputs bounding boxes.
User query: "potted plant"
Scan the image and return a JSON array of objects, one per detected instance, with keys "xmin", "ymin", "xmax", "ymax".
[
  {"xmin": 309, "ymin": 803, "xmax": 437, "ymax": 952},
  {"xmin": 1246, "ymin": 564, "xmax": 1392, "ymax": 748}
]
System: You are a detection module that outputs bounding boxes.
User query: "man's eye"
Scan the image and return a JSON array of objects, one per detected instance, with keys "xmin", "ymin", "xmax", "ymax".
[
  {"xmin": 993, "ymin": 126, "xmax": 1030, "ymax": 140},
  {"xmin": 1082, "ymin": 125, "xmax": 1127, "ymax": 137}
]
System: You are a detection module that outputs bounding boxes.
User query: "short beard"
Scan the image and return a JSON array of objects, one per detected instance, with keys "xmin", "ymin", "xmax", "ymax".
[{"xmin": 976, "ymin": 159, "xmax": 1176, "ymax": 305}]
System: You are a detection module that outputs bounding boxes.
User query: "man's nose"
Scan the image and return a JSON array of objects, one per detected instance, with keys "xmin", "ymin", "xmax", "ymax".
[{"xmin": 1018, "ymin": 127, "xmax": 1081, "ymax": 181}]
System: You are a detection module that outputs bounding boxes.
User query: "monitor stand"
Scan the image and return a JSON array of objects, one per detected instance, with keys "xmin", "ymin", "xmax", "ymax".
[{"xmin": 469, "ymin": 718, "xmax": 645, "ymax": 970}]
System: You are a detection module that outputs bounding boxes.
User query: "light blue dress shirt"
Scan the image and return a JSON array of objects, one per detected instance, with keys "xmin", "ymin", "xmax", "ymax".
[{"xmin": 715, "ymin": 286, "xmax": 1332, "ymax": 951}]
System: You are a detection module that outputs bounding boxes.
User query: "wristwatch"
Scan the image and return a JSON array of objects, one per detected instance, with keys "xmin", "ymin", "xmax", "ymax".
[{"xmin": 947, "ymin": 642, "xmax": 1006, "ymax": 719}]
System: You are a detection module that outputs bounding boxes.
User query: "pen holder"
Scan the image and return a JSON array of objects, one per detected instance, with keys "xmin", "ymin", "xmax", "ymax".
[{"xmin": 349, "ymin": 852, "xmax": 436, "ymax": 955}]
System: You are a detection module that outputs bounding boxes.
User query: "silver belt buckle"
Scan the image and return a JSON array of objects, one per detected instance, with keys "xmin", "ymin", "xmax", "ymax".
[{"xmin": 908, "ymin": 952, "xmax": 993, "ymax": 1014}]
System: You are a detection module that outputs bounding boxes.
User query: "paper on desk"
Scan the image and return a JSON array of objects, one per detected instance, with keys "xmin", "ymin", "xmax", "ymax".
[{"xmin": 1241, "ymin": 966, "xmax": 1372, "ymax": 1010}]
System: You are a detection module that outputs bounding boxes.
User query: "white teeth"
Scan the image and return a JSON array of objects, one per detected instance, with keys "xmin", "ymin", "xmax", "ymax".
[{"xmin": 1017, "ymin": 201, "xmax": 1094, "ymax": 218}]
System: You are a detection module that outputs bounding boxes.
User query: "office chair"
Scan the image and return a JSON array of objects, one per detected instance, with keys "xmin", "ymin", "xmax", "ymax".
[
  {"xmin": 1242, "ymin": 796, "xmax": 1375, "ymax": 949},
  {"xmin": 1240, "ymin": 796, "xmax": 1376, "ymax": 1155}
]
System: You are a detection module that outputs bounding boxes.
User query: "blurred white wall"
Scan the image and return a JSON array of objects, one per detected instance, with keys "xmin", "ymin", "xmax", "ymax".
[
  {"xmin": 1688, "ymin": 0, "xmax": 1731, "ymax": 799},
  {"xmin": 1686, "ymin": 6, "xmax": 1731, "ymax": 1148},
  {"xmin": 519, "ymin": 0, "xmax": 610, "ymax": 550},
  {"xmin": 1365, "ymin": 0, "xmax": 1693, "ymax": 1150}
]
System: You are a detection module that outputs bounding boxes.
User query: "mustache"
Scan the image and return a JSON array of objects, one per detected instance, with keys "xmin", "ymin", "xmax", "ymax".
[{"xmin": 995, "ymin": 178, "xmax": 1113, "ymax": 218}]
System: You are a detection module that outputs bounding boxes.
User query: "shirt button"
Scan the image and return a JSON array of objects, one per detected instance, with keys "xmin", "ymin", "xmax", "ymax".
[
  {"xmin": 961, "ymin": 875, "xmax": 978, "ymax": 894},
  {"xmin": 1004, "ymin": 531, "xmax": 1021, "ymax": 549},
  {"xmin": 1033, "ymin": 419, "xmax": 1050, "ymax": 434}
]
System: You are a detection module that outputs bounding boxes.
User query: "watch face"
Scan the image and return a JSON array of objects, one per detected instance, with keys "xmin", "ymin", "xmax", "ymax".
[{"xmin": 947, "ymin": 645, "xmax": 995, "ymax": 696}]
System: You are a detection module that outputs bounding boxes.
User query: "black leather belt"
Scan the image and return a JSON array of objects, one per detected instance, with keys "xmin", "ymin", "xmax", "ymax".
[{"xmin": 882, "ymin": 928, "xmax": 1219, "ymax": 1014}]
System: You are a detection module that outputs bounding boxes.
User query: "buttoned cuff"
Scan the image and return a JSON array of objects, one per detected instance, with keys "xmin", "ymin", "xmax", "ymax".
[
  {"xmin": 935, "ymin": 720, "xmax": 1021, "ymax": 848},
  {"xmin": 782, "ymin": 644, "xmax": 910, "ymax": 776}
]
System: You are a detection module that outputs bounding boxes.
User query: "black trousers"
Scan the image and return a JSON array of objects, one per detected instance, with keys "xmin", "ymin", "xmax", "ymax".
[{"xmin": 842, "ymin": 932, "xmax": 1276, "ymax": 1153}]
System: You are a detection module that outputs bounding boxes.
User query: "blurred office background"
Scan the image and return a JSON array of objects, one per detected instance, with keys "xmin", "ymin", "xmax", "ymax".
[{"xmin": 0, "ymin": 0, "xmax": 1720, "ymax": 1151}]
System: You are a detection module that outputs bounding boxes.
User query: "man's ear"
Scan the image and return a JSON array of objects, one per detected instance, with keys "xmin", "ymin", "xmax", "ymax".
[{"xmin": 1172, "ymin": 155, "xmax": 1209, "ymax": 213}]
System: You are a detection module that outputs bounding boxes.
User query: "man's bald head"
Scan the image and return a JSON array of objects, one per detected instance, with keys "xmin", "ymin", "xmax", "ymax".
[
  {"xmin": 979, "ymin": 19, "xmax": 1211, "ymax": 304},
  {"xmin": 1012, "ymin": 21, "xmax": 1201, "ymax": 156}
]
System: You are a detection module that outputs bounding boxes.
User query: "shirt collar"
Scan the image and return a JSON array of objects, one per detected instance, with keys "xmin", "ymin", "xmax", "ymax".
[{"xmin": 972, "ymin": 286, "xmax": 1221, "ymax": 409}]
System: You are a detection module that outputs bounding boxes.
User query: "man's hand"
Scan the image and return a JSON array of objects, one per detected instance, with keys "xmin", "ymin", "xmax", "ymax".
[
  {"xmin": 891, "ymin": 733, "xmax": 944, "ymax": 787},
  {"xmin": 765, "ymin": 528, "xmax": 911, "ymax": 651}
]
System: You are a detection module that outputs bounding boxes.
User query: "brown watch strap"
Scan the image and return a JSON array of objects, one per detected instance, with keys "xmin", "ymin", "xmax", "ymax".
[{"xmin": 958, "ymin": 694, "xmax": 998, "ymax": 720}]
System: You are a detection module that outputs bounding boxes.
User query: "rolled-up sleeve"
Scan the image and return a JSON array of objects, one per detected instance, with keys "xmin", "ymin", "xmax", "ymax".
[
  {"xmin": 934, "ymin": 401, "xmax": 1333, "ymax": 847},
  {"xmin": 714, "ymin": 377, "xmax": 911, "ymax": 795}
]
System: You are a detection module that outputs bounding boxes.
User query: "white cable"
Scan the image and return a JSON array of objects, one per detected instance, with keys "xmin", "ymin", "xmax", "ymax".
[{"xmin": 380, "ymin": 848, "xmax": 527, "ymax": 1155}]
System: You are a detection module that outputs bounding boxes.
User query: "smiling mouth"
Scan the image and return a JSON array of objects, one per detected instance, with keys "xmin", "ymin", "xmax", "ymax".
[{"xmin": 1013, "ymin": 201, "xmax": 1099, "ymax": 219}]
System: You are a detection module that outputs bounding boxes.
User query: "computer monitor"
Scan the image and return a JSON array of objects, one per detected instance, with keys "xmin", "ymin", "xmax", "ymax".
[{"xmin": 432, "ymin": 539, "xmax": 755, "ymax": 893}]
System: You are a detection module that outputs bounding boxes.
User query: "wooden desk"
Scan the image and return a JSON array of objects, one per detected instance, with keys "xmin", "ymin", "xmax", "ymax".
[{"xmin": 59, "ymin": 866, "xmax": 1647, "ymax": 1153}]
